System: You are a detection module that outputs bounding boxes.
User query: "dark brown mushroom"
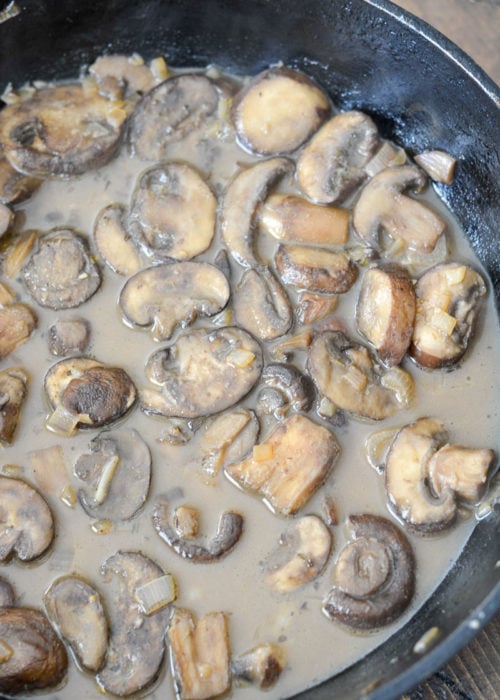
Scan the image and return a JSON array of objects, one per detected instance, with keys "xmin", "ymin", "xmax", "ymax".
[
  {"xmin": 275, "ymin": 244, "xmax": 358, "ymax": 294},
  {"xmin": 233, "ymin": 267, "xmax": 292, "ymax": 341},
  {"xmin": 322, "ymin": 514, "xmax": 415, "ymax": 629},
  {"xmin": 93, "ymin": 203, "xmax": 142, "ymax": 276},
  {"xmin": 258, "ymin": 363, "xmax": 315, "ymax": 418},
  {"xmin": 0, "ymin": 367, "xmax": 28, "ymax": 445},
  {"xmin": 48, "ymin": 317, "xmax": 90, "ymax": 356},
  {"xmin": 0, "ymin": 303, "xmax": 37, "ymax": 361},
  {"xmin": 232, "ymin": 643, "xmax": 287, "ymax": 690},
  {"xmin": 0, "ymin": 155, "xmax": 41, "ymax": 205}
]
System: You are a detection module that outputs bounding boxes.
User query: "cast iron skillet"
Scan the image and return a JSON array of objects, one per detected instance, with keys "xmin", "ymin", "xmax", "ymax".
[{"xmin": 0, "ymin": 1, "xmax": 498, "ymax": 698}]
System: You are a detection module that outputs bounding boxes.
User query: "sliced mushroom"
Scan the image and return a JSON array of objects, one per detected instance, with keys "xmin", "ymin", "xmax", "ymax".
[
  {"xmin": 48, "ymin": 317, "xmax": 90, "ymax": 356},
  {"xmin": 225, "ymin": 413, "xmax": 339, "ymax": 516},
  {"xmin": 44, "ymin": 576, "xmax": 108, "ymax": 672},
  {"xmin": 296, "ymin": 111, "xmax": 379, "ymax": 204},
  {"xmin": 233, "ymin": 267, "xmax": 292, "ymax": 341},
  {"xmin": 308, "ymin": 331, "xmax": 414, "ymax": 420},
  {"xmin": 96, "ymin": 551, "xmax": 170, "ymax": 697},
  {"xmin": 0, "ymin": 303, "xmax": 37, "ymax": 360},
  {"xmin": 410, "ymin": 262, "xmax": 487, "ymax": 369},
  {"xmin": 0, "ymin": 155, "xmax": 41, "ymax": 205},
  {"xmin": 198, "ymin": 408, "xmax": 259, "ymax": 479},
  {"xmin": 127, "ymin": 74, "xmax": 219, "ymax": 160},
  {"xmin": 322, "ymin": 514, "xmax": 415, "ymax": 629},
  {"xmin": 128, "ymin": 162, "xmax": 216, "ymax": 261},
  {"xmin": 22, "ymin": 229, "xmax": 101, "ymax": 310},
  {"xmin": 89, "ymin": 54, "xmax": 156, "ymax": 100},
  {"xmin": 141, "ymin": 327, "xmax": 262, "ymax": 419},
  {"xmin": 168, "ymin": 608, "xmax": 231, "ymax": 700},
  {"xmin": 232, "ymin": 643, "xmax": 286, "ymax": 690},
  {"xmin": 356, "ymin": 265, "xmax": 416, "ymax": 367},
  {"xmin": 0, "ymin": 578, "xmax": 15, "ymax": 608},
  {"xmin": 414, "ymin": 150, "xmax": 456, "ymax": 185},
  {"xmin": 75, "ymin": 428, "xmax": 151, "ymax": 521},
  {"xmin": 0, "ymin": 367, "xmax": 28, "ymax": 445},
  {"xmin": 427, "ymin": 444, "xmax": 495, "ymax": 504},
  {"xmin": 264, "ymin": 515, "xmax": 332, "ymax": 592},
  {"xmin": 219, "ymin": 157, "xmax": 293, "ymax": 267},
  {"xmin": 119, "ymin": 262, "xmax": 229, "ymax": 341},
  {"xmin": 275, "ymin": 244, "xmax": 358, "ymax": 294},
  {"xmin": 231, "ymin": 67, "xmax": 330, "ymax": 156},
  {"xmin": 44, "ymin": 357, "xmax": 136, "ymax": 433},
  {"xmin": 258, "ymin": 363, "xmax": 315, "ymax": 418},
  {"xmin": 93, "ymin": 204, "xmax": 142, "ymax": 276},
  {"xmin": 0, "ymin": 84, "xmax": 125, "ymax": 177},
  {"xmin": 295, "ymin": 291, "xmax": 338, "ymax": 326},
  {"xmin": 0, "ymin": 476, "xmax": 54, "ymax": 562},
  {"xmin": 0, "ymin": 607, "xmax": 68, "ymax": 695},
  {"xmin": 0, "ymin": 202, "xmax": 13, "ymax": 237},
  {"xmin": 352, "ymin": 165, "xmax": 446, "ymax": 253}
]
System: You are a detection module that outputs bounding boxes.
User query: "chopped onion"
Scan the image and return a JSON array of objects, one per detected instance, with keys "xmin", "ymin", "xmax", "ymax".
[
  {"xmin": 45, "ymin": 405, "xmax": 80, "ymax": 436},
  {"xmin": 365, "ymin": 141, "xmax": 407, "ymax": 177},
  {"xmin": 365, "ymin": 427, "xmax": 399, "ymax": 473},
  {"xmin": 30, "ymin": 444, "xmax": 70, "ymax": 499},
  {"xmin": 94, "ymin": 455, "xmax": 120, "ymax": 504},
  {"xmin": 135, "ymin": 574, "xmax": 177, "ymax": 615},
  {"xmin": 414, "ymin": 150, "xmax": 456, "ymax": 184}
]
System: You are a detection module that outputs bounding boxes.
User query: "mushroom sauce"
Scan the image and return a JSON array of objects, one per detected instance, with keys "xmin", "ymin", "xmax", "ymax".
[{"xmin": 0, "ymin": 57, "xmax": 498, "ymax": 699}]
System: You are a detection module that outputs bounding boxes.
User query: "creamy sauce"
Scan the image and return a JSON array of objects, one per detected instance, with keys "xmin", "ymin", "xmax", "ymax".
[{"xmin": 0, "ymin": 66, "xmax": 499, "ymax": 700}]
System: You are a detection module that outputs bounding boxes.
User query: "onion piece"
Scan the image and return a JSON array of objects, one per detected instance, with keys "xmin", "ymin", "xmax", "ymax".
[
  {"xmin": 414, "ymin": 150, "xmax": 456, "ymax": 184},
  {"xmin": 134, "ymin": 574, "xmax": 177, "ymax": 615},
  {"xmin": 30, "ymin": 445, "xmax": 73, "ymax": 506},
  {"xmin": 365, "ymin": 141, "xmax": 407, "ymax": 177}
]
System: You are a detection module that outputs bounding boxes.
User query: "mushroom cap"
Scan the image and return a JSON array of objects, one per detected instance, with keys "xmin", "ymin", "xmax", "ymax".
[{"xmin": 233, "ymin": 267, "xmax": 292, "ymax": 341}]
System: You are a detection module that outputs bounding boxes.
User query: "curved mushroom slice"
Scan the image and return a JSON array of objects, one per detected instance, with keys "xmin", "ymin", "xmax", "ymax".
[
  {"xmin": 258, "ymin": 363, "xmax": 315, "ymax": 418},
  {"xmin": 0, "ymin": 304, "xmax": 37, "ymax": 360},
  {"xmin": 275, "ymin": 244, "xmax": 358, "ymax": 294},
  {"xmin": 119, "ymin": 262, "xmax": 229, "ymax": 341},
  {"xmin": 48, "ymin": 317, "xmax": 90, "ymax": 356},
  {"xmin": 0, "ymin": 367, "xmax": 28, "ymax": 445},
  {"xmin": 0, "ymin": 476, "xmax": 54, "ymax": 562},
  {"xmin": 141, "ymin": 327, "xmax": 262, "ymax": 419},
  {"xmin": 219, "ymin": 157, "xmax": 293, "ymax": 268},
  {"xmin": 352, "ymin": 165, "xmax": 446, "ymax": 253},
  {"xmin": 93, "ymin": 204, "xmax": 142, "ymax": 276},
  {"xmin": 232, "ymin": 643, "xmax": 287, "ymax": 690},
  {"xmin": 89, "ymin": 54, "xmax": 157, "ymax": 101},
  {"xmin": 296, "ymin": 111, "xmax": 379, "ymax": 204},
  {"xmin": 233, "ymin": 267, "xmax": 292, "ymax": 341},
  {"xmin": 168, "ymin": 608, "xmax": 231, "ymax": 700},
  {"xmin": 75, "ymin": 428, "xmax": 151, "ymax": 521},
  {"xmin": 322, "ymin": 514, "xmax": 415, "ymax": 630},
  {"xmin": 264, "ymin": 515, "xmax": 332, "ymax": 592},
  {"xmin": 44, "ymin": 576, "xmax": 108, "ymax": 672},
  {"xmin": 295, "ymin": 291, "xmax": 338, "ymax": 326},
  {"xmin": 97, "ymin": 551, "xmax": 170, "ymax": 697},
  {"xmin": 0, "ymin": 84, "xmax": 124, "ymax": 178},
  {"xmin": 231, "ymin": 67, "xmax": 330, "ymax": 156},
  {"xmin": 198, "ymin": 408, "xmax": 259, "ymax": 480},
  {"xmin": 0, "ymin": 202, "xmax": 13, "ymax": 237},
  {"xmin": 427, "ymin": 444, "xmax": 495, "ymax": 505},
  {"xmin": 0, "ymin": 155, "xmax": 41, "ymax": 205},
  {"xmin": 225, "ymin": 413, "xmax": 339, "ymax": 516},
  {"xmin": 45, "ymin": 357, "xmax": 136, "ymax": 434},
  {"xmin": 308, "ymin": 331, "xmax": 414, "ymax": 421},
  {"xmin": 22, "ymin": 229, "xmax": 101, "ymax": 310},
  {"xmin": 0, "ymin": 578, "xmax": 15, "ymax": 607},
  {"xmin": 128, "ymin": 162, "xmax": 216, "ymax": 262},
  {"xmin": 410, "ymin": 262, "xmax": 487, "ymax": 369},
  {"xmin": 127, "ymin": 74, "xmax": 219, "ymax": 160},
  {"xmin": 0, "ymin": 607, "xmax": 68, "ymax": 695},
  {"xmin": 356, "ymin": 265, "xmax": 416, "ymax": 367}
]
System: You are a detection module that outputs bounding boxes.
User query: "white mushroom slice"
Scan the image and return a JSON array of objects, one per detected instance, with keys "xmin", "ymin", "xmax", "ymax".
[
  {"xmin": 264, "ymin": 515, "xmax": 332, "ymax": 591},
  {"xmin": 0, "ymin": 303, "xmax": 37, "ymax": 360},
  {"xmin": 296, "ymin": 111, "xmax": 379, "ymax": 204},
  {"xmin": 427, "ymin": 444, "xmax": 495, "ymax": 504},
  {"xmin": 0, "ymin": 155, "xmax": 41, "ymax": 205},
  {"xmin": 128, "ymin": 162, "xmax": 216, "ymax": 262},
  {"xmin": 414, "ymin": 150, "xmax": 456, "ymax": 184},
  {"xmin": 275, "ymin": 244, "xmax": 358, "ymax": 294},
  {"xmin": 410, "ymin": 262, "xmax": 487, "ymax": 369},
  {"xmin": 356, "ymin": 265, "xmax": 416, "ymax": 367},
  {"xmin": 225, "ymin": 413, "xmax": 339, "ymax": 516},
  {"xmin": 48, "ymin": 317, "xmax": 90, "ymax": 356},
  {"xmin": 93, "ymin": 204, "xmax": 142, "ymax": 276},
  {"xmin": 231, "ymin": 67, "xmax": 330, "ymax": 155},
  {"xmin": 119, "ymin": 262, "xmax": 230, "ymax": 341},
  {"xmin": 352, "ymin": 165, "xmax": 446, "ymax": 253},
  {"xmin": 219, "ymin": 157, "xmax": 293, "ymax": 267},
  {"xmin": 142, "ymin": 327, "xmax": 262, "ymax": 419},
  {"xmin": 89, "ymin": 54, "xmax": 156, "ymax": 100},
  {"xmin": 233, "ymin": 267, "xmax": 292, "ymax": 341},
  {"xmin": 295, "ymin": 291, "xmax": 338, "ymax": 325},
  {"xmin": 232, "ymin": 643, "xmax": 287, "ymax": 689}
]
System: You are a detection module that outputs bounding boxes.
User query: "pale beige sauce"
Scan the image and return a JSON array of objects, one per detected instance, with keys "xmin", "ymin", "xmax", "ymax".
[{"xmin": 0, "ymin": 68, "xmax": 499, "ymax": 700}]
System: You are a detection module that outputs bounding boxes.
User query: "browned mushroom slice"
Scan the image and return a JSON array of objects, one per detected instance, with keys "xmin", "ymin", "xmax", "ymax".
[
  {"xmin": 427, "ymin": 444, "xmax": 495, "ymax": 504},
  {"xmin": 275, "ymin": 244, "xmax": 358, "ymax": 294},
  {"xmin": 45, "ymin": 357, "xmax": 136, "ymax": 433},
  {"xmin": 48, "ymin": 317, "xmax": 90, "ymax": 356},
  {"xmin": 22, "ymin": 229, "xmax": 101, "ymax": 310},
  {"xmin": 231, "ymin": 67, "xmax": 330, "ymax": 156},
  {"xmin": 127, "ymin": 74, "xmax": 219, "ymax": 160},
  {"xmin": 352, "ymin": 165, "xmax": 446, "ymax": 253},
  {"xmin": 232, "ymin": 643, "xmax": 287, "ymax": 690},
  {"xmin": 89, "ymin": 54, "xmax": 156, "ymax": 100},
  {"xmin": 0, "ymin": 476, "xmax": 54, "ymax": 562},
  {"xmin": 225, "ymin": 413, "xmax": 339, "ymax": 516},
  {"xmin": 0, "ymin": 202, "xmax": 13, "ymax": 237},
  {"xmin": 0, "ymin": 607, "xmax": 68, "ymax": 695},
  {"xmin": 198, "ymin": 408, "xmax": 259, "ymax": 479},
  {"xmin": 128, "ymin": 162, "xmax": 216, "ymax": 261},
  {"xmin": 119, "ymin": 262, "xmax": 229, "ymax": 341},
  {"xmin": 93, "ymin": 204, "xmax": 142, "ymax": 276},
  {"xmin": 168, "ymin": 608, "xmax": 231, "ymax": 700},
  {"xmin": 0, "ymin": 367, "xmax": 28, "ymax": 445},
  {"xmin": 323, "ymin": 514, "xmax": 415, "ymax": 630},
  {"xmin": 0, "ymin": 84, "xmax": 125, "ymax": 178},
  {"xmin": 264, "ymin": 515, "xmax": 332, "ymax": 591},
  {"xmin": 308, "ymin": 331, "xmax": 414, "ymax": 421},
  {"xmin": 233, "ymin": 267, "xmax": 292, "ymax": 341},
  {"xmin": 219, "ymin": 157, "xmax": 293, "ymax": 267},
  {"xmin": 44, "ymin": 576, "xmax": 108, "ymax": 672},
  {"xmin": 414, "ymin": 150, "xmax": 456, "ymax": 184},
  {"xmin": 295, "ymin": 291, "xmax": 338, "ymax": 326},
  {"xmin": 96, "ymin": 551, "xmax": 170, "ymax": 697},
  {"xmin": 0, "ymin": 578, "xmax": 15, "ymax": 608},
  {"xmin": 410, "ymin": 262, "xmax": 487, "ymax": 369},
  {"xmin": 258, "ymin": 363, "xmax": 315, "ymax": 418},
  {"xmin": 296, "ymin": 111, "xmax": 379, "ymax": 204},
  {"xmin": 0, "ymin": 155, "xmax": 41, "ymax": 205},
  {"xmin": 75, "ymin": 428, "xmax": 151, "ymax": 521},
  {"xmin": 153, "ymin": 499, "xmax": 243, "ymax": 562},
  {"xmin": 356, "ymin": 265, "xmax": 416, "ymax": 367},
  {"xmin": 0, "ymin": 303, "xmax": 37, "ymax": 360},
  {"xmin": 142, "ymin": 327, "xmax": 262, "ymax": 419}
]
